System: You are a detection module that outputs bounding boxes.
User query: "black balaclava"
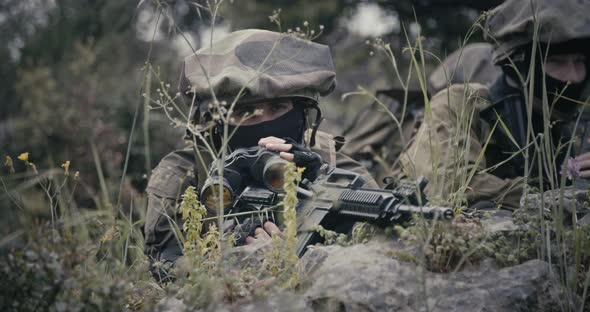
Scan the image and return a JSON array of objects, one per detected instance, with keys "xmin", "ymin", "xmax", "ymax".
[
  {"xmin": 505, "ymin": 39, "xmax": 589, "ymax": 116},
  {"xmin": 225, "ymin": 104, "xmax": 306, "ymax": 150}
]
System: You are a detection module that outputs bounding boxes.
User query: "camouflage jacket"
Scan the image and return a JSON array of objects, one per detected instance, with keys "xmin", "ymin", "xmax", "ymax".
[
  {"xmin": 398, "ymin": 75, "xmax": 576, "ymax": 210},
  {"xmin": 144, "ymin": 130, "xmax": 377, "ymax": 281},
  {"xmin": 340, "ymin": 91, "xmax": 423, "ymax": 187}
]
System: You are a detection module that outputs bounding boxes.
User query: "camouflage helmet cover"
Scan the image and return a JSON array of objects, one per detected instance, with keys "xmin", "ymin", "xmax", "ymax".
[
  {"xmin": 181, "ymin": 29, "xmax": 336, "ymax": 108},
  {"xmin": 428, "ymin": 42, "xmax": 502, "ymax": 94},
  {"xmin": 485, "ymin": 0, "xmax": 590, "ymax": 64}
]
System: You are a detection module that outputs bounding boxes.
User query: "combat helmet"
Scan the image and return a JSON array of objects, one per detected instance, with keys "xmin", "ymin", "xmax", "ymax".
[
  {"xmin": 485, "ymin": 0, "xmax": 590, "ymax": 114},
  {"xmin": 485, "ymin": 0, "xmax": 590, "ymax": 65},
  {"xmin": 179, "ymin": 29, "xmax": 336, "ymax": 146},
  {"xmin": 428, "ymin": 43, "xmax": 502, "ymax": 94}
]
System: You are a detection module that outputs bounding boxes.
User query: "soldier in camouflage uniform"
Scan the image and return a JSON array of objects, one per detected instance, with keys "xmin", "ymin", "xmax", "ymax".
[
  {"xmin": 397, "ymin": 0, "xmax": 590, "ymax": 210},
  {"xmin": 144, "ymin": 29, "xmax": 377, "ymax": 281},
  {"xmin": 340, "ymin": 42, "xmax": 502, "ymax": 186}
]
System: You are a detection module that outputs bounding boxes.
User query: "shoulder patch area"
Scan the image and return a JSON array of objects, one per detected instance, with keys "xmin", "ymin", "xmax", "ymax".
[
  {"xmin": 147, "ymin": 149, "xmax": 197, "ymax": 200},
  {"xmin": 307, "ymin": 130, "xmax": 337, "ymax": 167}
]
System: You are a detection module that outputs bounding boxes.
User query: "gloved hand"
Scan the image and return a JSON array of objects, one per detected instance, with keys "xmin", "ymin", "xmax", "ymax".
[
  {"xmin": 230, "ymin": 217, "xmax": 264, "ymax": 246},
  {"xmin": 258, "ymin": 136, "xmax": 323, "ymax": 181},
  {"xmin": 245, "ymin": 221, "xmax": 282, "ymax": 245}
]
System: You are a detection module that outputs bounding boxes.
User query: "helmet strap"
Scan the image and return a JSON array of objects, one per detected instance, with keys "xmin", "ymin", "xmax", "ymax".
[{"xmin": 307, "ymin": 105, "xmax": 323, "ymax": 147}]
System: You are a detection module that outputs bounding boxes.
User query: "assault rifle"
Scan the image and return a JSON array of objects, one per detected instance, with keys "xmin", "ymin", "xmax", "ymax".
[{"xmin": 200, "ymin": 147, "xmax": 454, "ymax": 257}]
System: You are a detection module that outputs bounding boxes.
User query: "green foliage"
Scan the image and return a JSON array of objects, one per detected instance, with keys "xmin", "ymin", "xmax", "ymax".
[
  {"xmin": 179, "ymin": 186, "xmax": 208, "ymax": 254},
  {"xmin": 392, "ymin": 215, "xmax": 541, "ymax": 272},
  {"xmin": 313, "ymin": 225, "xmax": 350, "ymax": 247},
  {"xmin": 164, "ymin": 163, "xmax": 307, "ymax": 307},
  {"xmin": 395, "ymin": 217, "xmax": 487, "ymax": 272},
  {"xmin": 174, "ymin": 186, "xmax": 228, "ymax": 307},
  {"xmin": 350, "ymin": 223, "xmax": 378, "ymax": 244},
  {"xmin": 561, "ymin": 224, "xmax": 590, "ymax": 299},
  {"xmin": 313, "ymin": 222, "xmax": 377, "ymax": 248},
  {"xmin": 0, "ymin": 234, "xmax": 153, "ymax": 312},
  {"xmin": 0, "ymin": 153, "xmax": 157, "ymax": 311},
  {"xmin": 260, "ymin": 163, "xmax": 302, "ymax": 289}
]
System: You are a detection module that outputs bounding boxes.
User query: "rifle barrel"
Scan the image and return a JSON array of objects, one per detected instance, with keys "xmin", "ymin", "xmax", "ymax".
[{"xmin": 396, "ymin": 204, "xmax": 454, "ymax": 220}]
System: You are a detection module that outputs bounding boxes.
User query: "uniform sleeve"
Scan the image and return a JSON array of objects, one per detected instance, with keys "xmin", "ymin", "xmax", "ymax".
[
  {"xmin": 398, "ymin": 84, "xmax": 523, "ymax": 210},
  {"xmin": 144, "ymin": 148, "xmax": 197, "ymax": 282},
  {"xmin": 340, "ymin": 96, "xmax": 399, "ymax": 161},
  {"xmin": 340, "ymin": 95, "xmax": 424, "ymax": 187}
]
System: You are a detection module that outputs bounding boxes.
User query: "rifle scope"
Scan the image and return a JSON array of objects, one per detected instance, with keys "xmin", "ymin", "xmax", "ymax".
[{"xmin": 200, "ymin": 147, "xmax": 290, "ymax": 214}]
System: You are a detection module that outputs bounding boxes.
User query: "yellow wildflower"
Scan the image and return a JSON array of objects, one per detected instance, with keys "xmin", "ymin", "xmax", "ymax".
[
  {"xmin": 297, "ymin": 167, "xmax": 306, "ymax": 175},
  {"xmin": 61, "ymin": 160, "xmax": 71, "ymax": 176},
  {"xmin": 17, "ymin": 152, "xmax": 29, "ymax": 162}
]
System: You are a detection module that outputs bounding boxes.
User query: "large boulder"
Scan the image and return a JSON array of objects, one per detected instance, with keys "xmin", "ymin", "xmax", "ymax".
[
  {"xmin": 158, "ymin": 240, "xmax": 561, "ymax": 311},
  {"xmin": 301, "ymin": 242, "xmax": 558, "ymax": 312}
]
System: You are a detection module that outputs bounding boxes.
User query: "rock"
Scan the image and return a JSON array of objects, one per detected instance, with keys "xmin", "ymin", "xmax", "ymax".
[
  {"xmin": 520, "ymin": 188, "xmax": 589, "ymax": 215},
  {"xmin": 302, "ymin": 242, "xmax": 558, "ymax": 312},
  {"xmin": 578, "ymin": 213, "xmax": 590, "ymax": 226},
  {"xmin": 166, "ymin": 240, "xmax": 562, "ymax": 311},
  {"xmin": 156, "ymin": 296, "xmax": 187, "ymax": 311},
  {"xmin": 157, "ymin": 290, "xmax": 309, "ymax": 312},
  {"xmin": 519, "ymin": 187, "xmax": 590, "ymax": 225},
  {"xmin": 298, "ymin": 245, "xmax": 330, "ymax": 275},
  {"xmin": 480, "ymin": 209, "xmax": 519, "ymax": 234},
  {"xmin": 483, "ymin": 216, "xmax": 518, "ymax": 233},
  {"xmin": 221, "ymin": 292, "xmax": 310, "ymax": 312}
]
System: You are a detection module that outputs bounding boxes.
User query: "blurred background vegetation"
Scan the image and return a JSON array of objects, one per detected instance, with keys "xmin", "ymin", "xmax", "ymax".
[{"xmin": 0, "ymin": 0, "xmax": 502, "ymax": 235}]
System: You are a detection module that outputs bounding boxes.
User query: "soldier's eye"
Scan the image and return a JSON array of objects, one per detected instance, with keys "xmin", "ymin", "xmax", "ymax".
[{"xmin": 271, "ymin": 102, "xmax": 291, "ymax": 114}]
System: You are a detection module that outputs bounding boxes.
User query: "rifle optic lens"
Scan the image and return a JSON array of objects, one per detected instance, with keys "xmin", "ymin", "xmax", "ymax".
[
  {"xmin": 201, "ymin": 184, "xmax": 233, "ymax": 213},
  {"xmin": 263, "ymin": 161, "xmax": 288, "ymax": 192}
]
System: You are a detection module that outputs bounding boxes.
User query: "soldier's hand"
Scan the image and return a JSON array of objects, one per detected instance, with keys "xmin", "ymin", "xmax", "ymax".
[
  {"xmin": 258, "ymin": 136, "xmax": 296, "ymax": 160},
  {"xmin": 259, "ymin": 136, "xmax": 323, "ymax": 181},
  {"xmin": 245, "ymin": 221, "xmax": 282, "ymax": 245},
  {"xmin": 576, "ymin": 151, "xmax": 590, "ymax": 178}
]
